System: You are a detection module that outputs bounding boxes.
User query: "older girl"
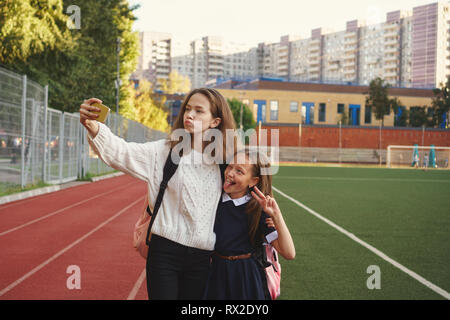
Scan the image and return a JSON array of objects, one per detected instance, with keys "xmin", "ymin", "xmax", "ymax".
[{"xmin": 79, "ymin": 88, "xmax": 236, "ymax": 300}]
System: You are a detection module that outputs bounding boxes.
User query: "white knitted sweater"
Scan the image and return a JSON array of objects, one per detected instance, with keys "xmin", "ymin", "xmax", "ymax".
[{"xmin": 87, "ymin": 122, "xmax": 222, "ymax": 250}]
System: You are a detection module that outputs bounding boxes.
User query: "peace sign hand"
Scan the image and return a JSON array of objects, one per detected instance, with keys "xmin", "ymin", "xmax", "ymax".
[{"xmin": 250, "ymin": 186, "xmax": 281, "ymax": 219}]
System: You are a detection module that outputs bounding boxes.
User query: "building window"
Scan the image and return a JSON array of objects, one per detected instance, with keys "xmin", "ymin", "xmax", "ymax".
[
  {"xmin": 319, "ymin": 103, "xmax": 326, "ymax": 122},
  {"xmin": 270, "ymin": 100, "xmax": 278, "ymax": 121},
  {"xmin": 290, "ymin": 101, "xmax": 298, "ymax": 112},
  {"xmin": 337, "ymin": 104, "xmax": 345, "ymax": 114},
  {"xmin": 365, "ymin": 106, "xmax": 372, "ymax": 124}
]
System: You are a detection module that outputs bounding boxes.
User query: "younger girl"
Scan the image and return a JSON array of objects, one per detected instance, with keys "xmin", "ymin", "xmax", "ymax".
[{"xmin": 204, "ymin": 149, "xmax": 295, "ymax": 300}]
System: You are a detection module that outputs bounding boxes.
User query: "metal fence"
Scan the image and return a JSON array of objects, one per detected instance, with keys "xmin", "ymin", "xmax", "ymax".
[{"xmin": 0, "ymin": 67, "xmax": 167, "ymax": 193}]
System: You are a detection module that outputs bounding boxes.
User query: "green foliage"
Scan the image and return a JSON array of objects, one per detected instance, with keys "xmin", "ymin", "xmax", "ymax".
[
  {"xmin": 0, "ymin": 0, "xmax": 139, "ymax": 116},
  {"xmin": 158, "ymin": 70, "xmax": 191, "ymax": 94},
  {"xmin": 431, "ymin": 76, "xmax": 450, "ymax": 128},
  {"xmin": 121, "ymin": 80, "xmax": 170, "ymax": 133},
  {"xmin": 338, "ymin": 109, "xmax": 349, "ymax": 125},
  {"xmin": 408, "ymin": 106, "xmax": 429, "ymax": 127},
  {"xmin": 0, "ymin": 0, "xmax": 73, "ymax": 64},
  {"xmin": 365, "ymin": 77, "xmax": 403, "ymax": 127},
  {"xmin": 227, "ymin": 98, "xmax": 256, "ymax": 132}
]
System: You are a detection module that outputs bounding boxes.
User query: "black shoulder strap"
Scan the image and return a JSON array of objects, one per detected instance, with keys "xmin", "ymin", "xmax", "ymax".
[
  {"xmin": 219, "ymin": 163, "xmax": 227, "ymax": 183},
  {"xmin": 145, "ymin": 148, "xmax": 178, "ymax": 245}
]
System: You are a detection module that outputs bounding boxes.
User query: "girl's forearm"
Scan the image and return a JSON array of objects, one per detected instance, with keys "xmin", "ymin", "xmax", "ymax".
[
  {"xmin": 273, "ymin": 214, "xmax": 296, "ymax": 260},
  {"xmin": 84, "ymin": 119, "xmax": 99, "ymax": 139}
]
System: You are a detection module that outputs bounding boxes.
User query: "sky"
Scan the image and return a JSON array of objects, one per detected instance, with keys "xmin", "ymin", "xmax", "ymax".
[{"xmin": 128, "ymin": 0, "xmax": 444, "ymax": 48}]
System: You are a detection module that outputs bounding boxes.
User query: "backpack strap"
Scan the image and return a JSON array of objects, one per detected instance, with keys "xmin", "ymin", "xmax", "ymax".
[
  {"xmin": 145, "ymin": 148, "xmax": 178, "ymax": 245},
  {"xmin": 219, "ymin": 163, "xmax": 227, "ymax": 182}
]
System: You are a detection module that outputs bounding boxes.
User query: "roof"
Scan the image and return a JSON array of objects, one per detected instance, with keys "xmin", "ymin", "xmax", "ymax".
[{"xmin": 212, "ymin": 78, "xmax": 435, "ymax": 98}]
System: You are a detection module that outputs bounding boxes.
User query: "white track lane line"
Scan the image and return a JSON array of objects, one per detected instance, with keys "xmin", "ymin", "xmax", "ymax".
[
  {"xmin": 0, "ymin": 175, "xmax": 123, "ymax": 211},
  {"xmin": 127, "ymin": 268, "xmax": 146, "ymax": 300},
  {"xmin": 0, "ymin": 196, "xmax": 145, "ymax": 297},
  {"xmin": 272, "ymin": 186, "xmax": 450, "ymax": 300},
  {"xmin": 275, "ymin": 176, "xmax": 450, "ymax": 183},
  {"xmin": 0, "ymin": 182, "xmax": 135, "ymax": 237}
]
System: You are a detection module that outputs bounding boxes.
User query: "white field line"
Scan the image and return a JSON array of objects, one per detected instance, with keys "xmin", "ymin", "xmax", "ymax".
[
  {"xmin": 127, "ymin": 268, "xmax": 146, "ymax": 300},
  {"xmin": 0, "ymin": 182, "xmax": 135, "ymax": 237},
  {"xmin": 0, "ymin": 196, "xmax": 145, "ymax": 297},
  {"xmin": 272, "ymin": 186, "xmax": 450, "ymax": 300},
  {"xmin": 275, "ymin": 176, "xmax": 450, "ymax": 183}
]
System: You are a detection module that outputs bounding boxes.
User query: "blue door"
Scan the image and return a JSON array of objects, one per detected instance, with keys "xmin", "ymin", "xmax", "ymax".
[
  {"xmin": 302, "ymin": 102, "xmax": 315, "ymax": 125},
  {"xmin": 254, "ymin": 100, "xmax": 267, "ymax": 124},
  {"xmin": 349, "ymin": 104, "xmax": 361, "ymax": 126},
  {"xmin": 440, "ymin": 112, "xmax": 447, "ymax": 129}
]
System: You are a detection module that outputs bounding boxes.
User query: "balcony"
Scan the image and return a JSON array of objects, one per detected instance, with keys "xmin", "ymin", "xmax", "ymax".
[
  {"xmin": 309, "ymin": 65, "xmax": 320, "ymax": 73},
  {"xmin": 384, "ymin": 29, "xmax": 399, "ymax": 38},
  {"xmin": 308, "ymin": 47, "xmax": 320, "ymax": 54},
  {"xmin": 344, "ymin": 32, "xmax": 356, "ymax": 39},
  {"xmin": 328, "ymin": 63, "xmax": 340, "ymax": 71},
  {"xmin": 384, "ymin": 37, "xmax": 399, "ymax": 46},
  {"xmin": 343, "ymin": 52, "xmax": 356, "ymax": 59},
  {"xmin": 344, "ymin": 45, "xmax": 357, "ymax": 53},
  {"xmin": 384, "ymin": 46, "xmax": 399, "ymax": 54},
  {"xmin": 384, "ymin": 70, "xmax": 398, "ymax": 77},
  {"xmin": 310, "ymin": 38, "xmax": 321, "ymax": 46},
  {"xmin": 343, "ymin": 67, "xmax": 356, "ymax": 75},
  {"xmin": 308, "ymin": 59, "xmax": 320, "ymax": 67},
  {"xmin": 343, "ymin": 60, "xmax": 356, "ymax": 68},
  {"xmin": 383, "ymin": 60, "xmax": 398, "ymax": 67}
]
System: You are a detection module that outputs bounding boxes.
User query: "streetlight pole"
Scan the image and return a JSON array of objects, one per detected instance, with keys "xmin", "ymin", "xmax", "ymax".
[
  {"xmin": 116, "ymin": 38, "xmax": 121, "ymax": 115},
  {"xmin": 239, "ymin": 91, "xmax": 245, "ymax": 130},
  {"xmin": 339, "ymin": 120, "xmax": 342, "ymax": 164}
]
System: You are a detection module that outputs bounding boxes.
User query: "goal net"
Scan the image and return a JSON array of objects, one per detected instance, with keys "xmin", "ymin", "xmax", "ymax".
[{"xmin": 386, "ymin": 145, "xmax": 450, "ymax": 169}]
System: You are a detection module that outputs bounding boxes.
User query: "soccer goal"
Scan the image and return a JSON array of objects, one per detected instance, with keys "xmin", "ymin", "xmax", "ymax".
[{"xmin": 386, "ymin": 145, "xmax": 450, "ymax": 169}]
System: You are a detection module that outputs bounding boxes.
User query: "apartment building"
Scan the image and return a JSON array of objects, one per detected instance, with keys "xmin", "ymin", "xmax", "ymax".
[
  {"xmin": 138, "ymin": 2, "xmax": 449, "ymax": 90},
  {"xmin": 131, "ymin": 31, "xmax": 172, "ymax": 87},
  {"xmin": 411, "ymin": 1, "xmax": 450, "ymax": 88},
  {"xmin": 257, "ymin": 1, "xmax": 450, "ymax": 89}
]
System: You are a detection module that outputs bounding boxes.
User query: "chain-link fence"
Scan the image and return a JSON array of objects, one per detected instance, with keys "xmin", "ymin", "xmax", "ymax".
[{"xmin": 0, "ymin": 67, "xmax": 167, "ymax": 194}]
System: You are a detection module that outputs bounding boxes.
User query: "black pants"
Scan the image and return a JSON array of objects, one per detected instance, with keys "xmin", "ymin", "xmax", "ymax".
[{"xmin": 146, "ymin": 234, "xmax": 212, "ymax": 300}]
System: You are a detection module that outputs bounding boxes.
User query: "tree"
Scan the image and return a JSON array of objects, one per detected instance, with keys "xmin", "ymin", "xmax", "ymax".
[
  {"xmin": 365, "ymin": 78, "xmax": 402, "ymax": 127},
  {"xmin": 0, "ymin": 0, "xmax": 140, "ymax": 115},
  {"xmin": 158, "ymin": 70, "xmax": 191, "ymax": 94},
  {"xmin": 121, "ymin": 80, "xmax": 170, "ymax": 133},
  {"xmin": 227, "ymin": 98, "xmax": 256, "ymax": 132},
  {"xmin": 409, "ymin": 106, "xmax": 428, "ymax": 127},
  {"xmin": 338, "ymin": 109, "xmax": 349, "ymax": 125},
  {"xmin": 430, "ymin": 76, "xmax": 450, "ymax": 128},
  {"xmin": 0, "ymin": 0, "xmax": 73, "ymax": 65}
]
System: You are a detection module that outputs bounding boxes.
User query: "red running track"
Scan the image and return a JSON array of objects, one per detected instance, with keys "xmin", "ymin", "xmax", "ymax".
[{"xmin": 0, "ymin": 174, "xmax": 150, "ymax": 300}]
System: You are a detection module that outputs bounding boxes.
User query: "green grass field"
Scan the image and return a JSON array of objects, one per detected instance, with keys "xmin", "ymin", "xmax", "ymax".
[{"xmin": 273, "ymin": 166, "xmax": 450, "ymax": 300}]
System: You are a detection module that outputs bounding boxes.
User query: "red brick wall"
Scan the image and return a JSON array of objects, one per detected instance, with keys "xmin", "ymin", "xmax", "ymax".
[{"xmin": 260, "ymin": 125, "xmax": 450, "ymax": 148}]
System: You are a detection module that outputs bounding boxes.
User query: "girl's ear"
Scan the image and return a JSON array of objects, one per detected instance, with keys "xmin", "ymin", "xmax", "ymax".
[
  {"xmin": 210, "ymin": 117, "xmax": 221, "ymax": 129},
  {"xmin": 249, "ymin": 176, "xmax": 259, "ymax": 189}
]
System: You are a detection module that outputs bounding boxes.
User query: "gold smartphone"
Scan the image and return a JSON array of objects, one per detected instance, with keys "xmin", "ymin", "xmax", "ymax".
[{"xmin": 91, "ymin": 103, "xmax": 110, "ymax": 123}]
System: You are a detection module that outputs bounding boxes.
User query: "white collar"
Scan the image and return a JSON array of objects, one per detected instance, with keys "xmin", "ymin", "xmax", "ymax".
[{"xmin": 222, "ymin": 192, "xmax": 252, "ymax": 206}]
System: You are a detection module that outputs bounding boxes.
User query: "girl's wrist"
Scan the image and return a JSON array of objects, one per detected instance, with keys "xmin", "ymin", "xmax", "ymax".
[{"xmin": 272, "ymin": 211, "xmax": 283, "ymax": 226}]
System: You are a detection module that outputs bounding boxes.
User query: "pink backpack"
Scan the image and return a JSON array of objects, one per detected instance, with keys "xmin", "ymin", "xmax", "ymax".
[{"xmin": 265, "ymin": 244, "xmax": 281, "ymax": 299}]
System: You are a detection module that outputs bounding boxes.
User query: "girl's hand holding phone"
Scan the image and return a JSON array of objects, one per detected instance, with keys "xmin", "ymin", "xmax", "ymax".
[{"xmin": 79, "ymin": 98, "xmax": 104, "ymax": 138}]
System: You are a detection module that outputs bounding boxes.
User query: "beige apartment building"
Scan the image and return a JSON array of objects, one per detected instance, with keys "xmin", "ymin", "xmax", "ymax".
[{"xmin": 135, "ymin": 2, "xmax": 450, "ymax": 90}]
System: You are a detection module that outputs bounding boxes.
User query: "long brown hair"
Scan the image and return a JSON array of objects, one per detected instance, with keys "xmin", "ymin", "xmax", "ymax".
[
  {"xmin": 232, "ymin": 149, "xmax": 273, "ymax": 246},
  {"xmin": 170, "ymin": 88, "xmax": 237, "ymax": 163}
]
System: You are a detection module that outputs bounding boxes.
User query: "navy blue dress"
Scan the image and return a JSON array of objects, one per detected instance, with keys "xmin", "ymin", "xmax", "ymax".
[{"xmin": 204, "ymin": 193, "xmax": 277, "ymax": 300}]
